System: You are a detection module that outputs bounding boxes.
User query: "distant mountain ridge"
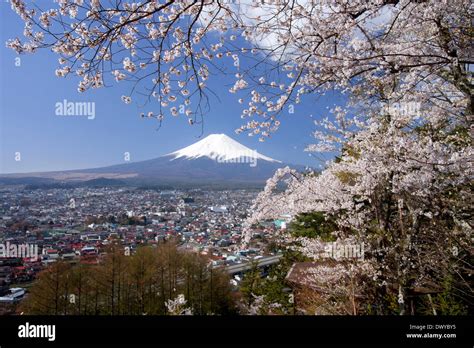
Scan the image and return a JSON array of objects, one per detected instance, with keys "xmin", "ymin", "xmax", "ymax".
[{"xmin": 1, "ymin": 134, "xmax": 306, "ymax": 188}]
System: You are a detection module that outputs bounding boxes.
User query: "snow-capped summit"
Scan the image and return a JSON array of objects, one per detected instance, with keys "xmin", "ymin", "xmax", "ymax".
[
  {"xmin": 4, "ymin": 133, "xmax": 306, "ymax": 187},
  {"xmin": 168, "ymin": 133, "xmax": 281, "ymax": 163}
]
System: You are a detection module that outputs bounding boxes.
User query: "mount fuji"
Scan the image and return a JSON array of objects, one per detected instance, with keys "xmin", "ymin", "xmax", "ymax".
[
  {"xmin": 168, "ymin": 133, "xmax": 280, "ymax": 164},
  {"xmin": 1, "ymin": 134, "xmax": 305, "ymax": 188}
]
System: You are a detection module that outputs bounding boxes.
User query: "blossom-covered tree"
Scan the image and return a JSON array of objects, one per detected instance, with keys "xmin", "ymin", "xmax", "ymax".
[
  {"xmin": 165, "ymin": 294, "xmax": 193, "ymax": 315},
  {"xmin": 7, "ymin": 0, "xmax": 473, "ymax": 314},
  {"xmin": 239, "ymin": 0, "xmax": 473, "ymax": 313},
  {"xmin": 10, "ymin": 1, "xmax": 470, "ymax": 136}
]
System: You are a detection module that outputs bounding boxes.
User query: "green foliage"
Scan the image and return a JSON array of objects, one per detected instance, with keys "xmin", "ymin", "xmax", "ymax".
[
  {"xmin": 289, "ymin": 211, "xmax": 337, "ymax": 241},
  {"xmin": 418, "ymin": 276, "xmax": 468, "ymax": 315},
  {"xmin": 239, "ymin": 251, "xmax": 304, "ymax": 314},
  {"xmin": 385, "ymin": 292, "xmax": 402, "ymax": 315},
  {"xmin": 239, "ymin": 262, "xmax": 263, "ymax": 307}
]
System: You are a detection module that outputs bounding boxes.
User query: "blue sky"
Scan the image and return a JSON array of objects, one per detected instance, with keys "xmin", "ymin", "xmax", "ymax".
[{"xmin": 0, "ymin": 2, "xmax": 345, "ymax": 174}]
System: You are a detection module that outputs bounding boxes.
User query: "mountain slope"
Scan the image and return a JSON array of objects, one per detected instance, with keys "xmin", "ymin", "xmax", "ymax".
[{"xmin": 1, "ymin": 134, "xmax": 306, "ymax": 187}]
